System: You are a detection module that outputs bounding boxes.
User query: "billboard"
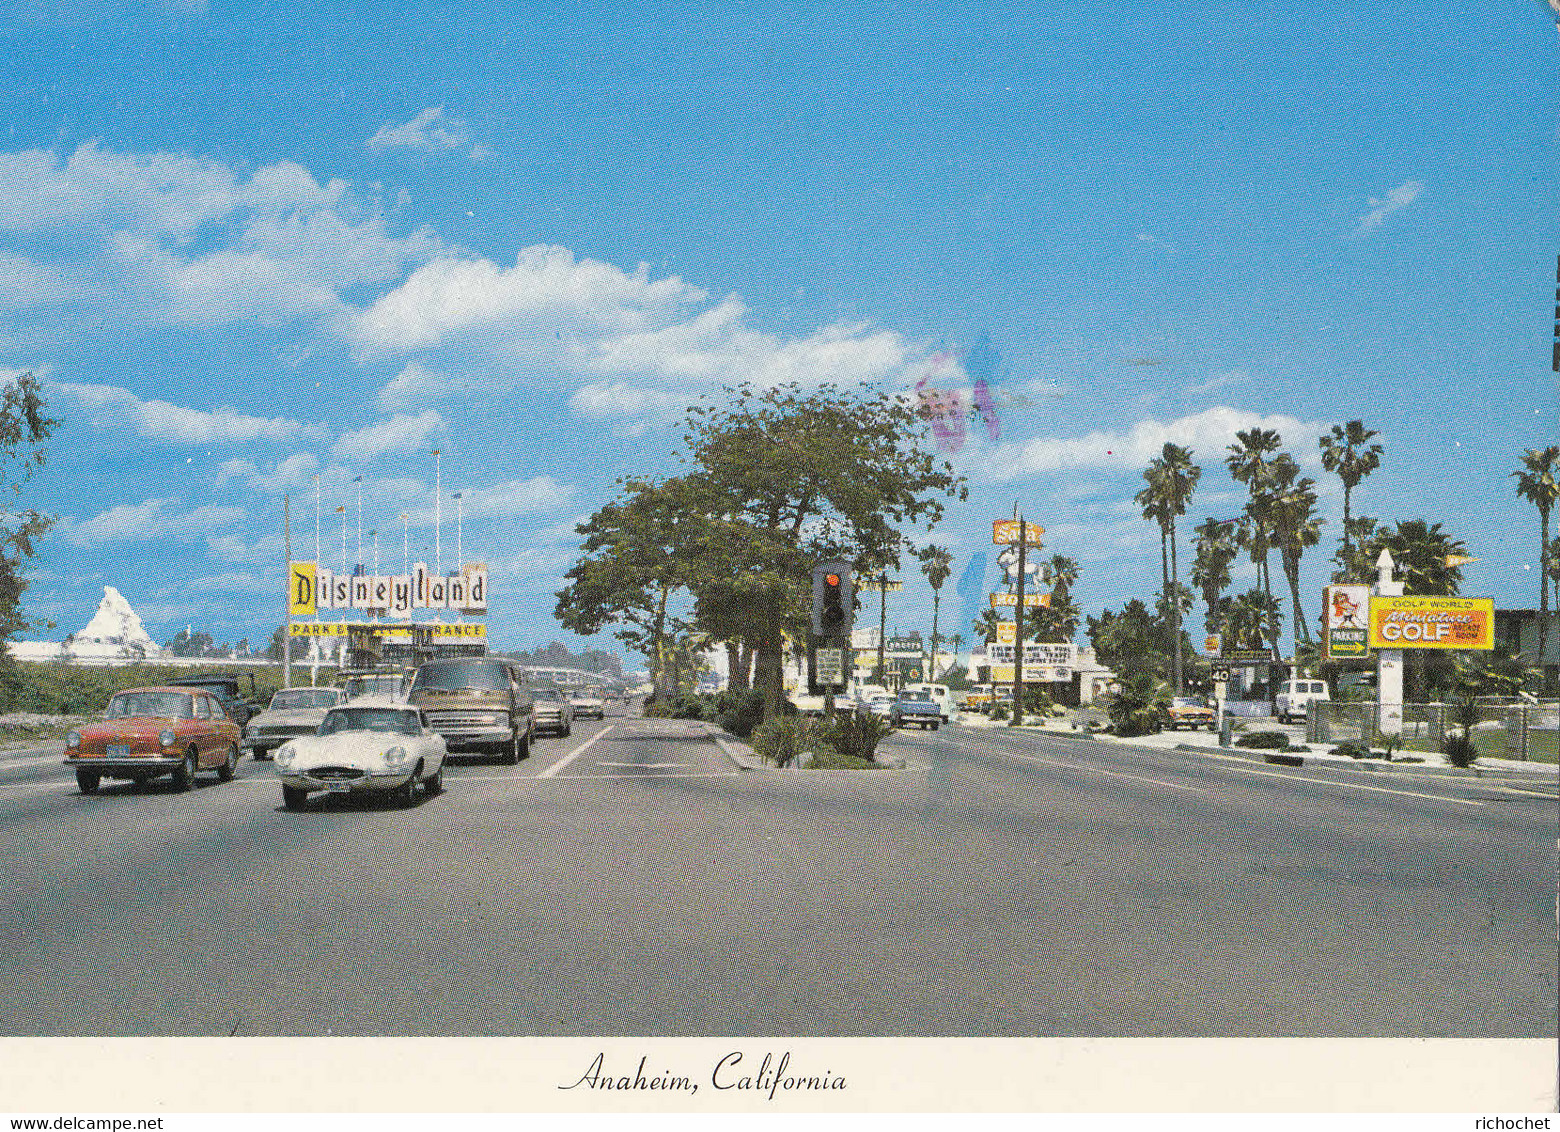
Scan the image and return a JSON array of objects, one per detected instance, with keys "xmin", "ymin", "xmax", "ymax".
[
  {"xmin": 289, "ymin": 561, "xmax": 487, "ymax": 617},
  {"xmin": 1367, "ymin": 596, "xmax": 1494, "ymax": 651}
]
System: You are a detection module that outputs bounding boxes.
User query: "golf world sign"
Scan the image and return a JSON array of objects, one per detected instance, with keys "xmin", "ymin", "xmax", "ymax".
[{"xmin": 1367, "ymin": 596, "xmax": 1494, "ymax": 651}]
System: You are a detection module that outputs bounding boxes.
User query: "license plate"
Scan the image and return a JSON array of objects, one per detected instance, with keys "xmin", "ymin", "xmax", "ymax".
[
  {"xmin": 324, "ymin": 781, "xmax": 352, "ymax": 793},
  {"xmin": 107, "ymin": 744, "xmax": 130, "ymax": 758}
]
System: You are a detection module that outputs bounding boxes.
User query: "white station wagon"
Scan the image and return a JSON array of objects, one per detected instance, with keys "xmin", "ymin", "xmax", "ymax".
[{"xmin": 273, "ymin": 699, "xmax": 447, "ymax": 811}]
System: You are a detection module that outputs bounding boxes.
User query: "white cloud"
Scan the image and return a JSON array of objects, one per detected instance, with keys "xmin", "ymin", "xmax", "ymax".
[
  {"xmin": 402, "ymin": 476, "xmax": 574, "ymax": 525},
  {"xmin": 376, "ymin": 363, "xmax": 490, "ymax": 412},
  {"xmin": 365, "ymin": 107, "xmax": 474, "ymax": 154},
  {"xmin": 58, "ymin": 498, "xmax": 247, "ymax": 546},
  {"xmin": 215, "ymin": 453, "xmax": 320, "ymax": 492},
  {"xmin": 331, "ymin": 411, "xmax": 446, "ymax": 463},
  {"xmin": 973, "ymin": 406, "xmax": 1328, "ymax": 482},
  {"xmin": 348, "ymin": 246, "xmax": 706, "ymax": 356},
  {"xmin": 0, "ymin": 143, "xmax": 442, "ymax": 331},
  {"xmin": 51, "ymin": 381, "xmax": 329, "ymax": 446},
  {"xmin": 1354, "ymin": 180, "xmax": 1423, "ymax": 235}
]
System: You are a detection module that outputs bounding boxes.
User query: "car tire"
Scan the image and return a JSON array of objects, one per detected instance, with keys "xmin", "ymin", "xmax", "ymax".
[
  {"xmin": 217, "ymin": 744, "xmax": 237, "ymax": 782},
  {"xmin": 499, "ymin": 731, "xmax": 520, "ymax": 765},
  {"xmin": 424, "ymin": 763, "xmax": 444, "ymax": 796},
  {"xmin": 75, "ymin": 769, "xmax": 100, "ymax": 794},
  {"xmin": 930, "ymin": 720, "xmax": 939, "ymax": 731},
  {"xmin": 282, "ymin": 785, "xmax": 309, "ymax": 811},
  {"xmin": 517, "ymin": 729, "xmax": 531, "ymax": 760},
  {"xmin": 173, "ymin": 748, "xmax": 199, "ymax": 791},
  {"xmin": 395, "ymin": 772, "xmax": 419, "ymax": 808}
]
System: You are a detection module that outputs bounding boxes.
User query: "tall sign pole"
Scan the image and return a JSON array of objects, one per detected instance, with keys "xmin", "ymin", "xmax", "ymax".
[
  {"xmin": 283, "ymin": 494, "xmax": 292, "ymax": 689},
  {"xmin": 1011, "ymin": 516, "xmax": 1027, "ymax": 726},
  {"xmin": 878, "ymin": 571, "xmax": 888, "ymax": 685},
  {"xmin": 1374, "ymin": 549, "xmax": 1405, "ymax": 741}
]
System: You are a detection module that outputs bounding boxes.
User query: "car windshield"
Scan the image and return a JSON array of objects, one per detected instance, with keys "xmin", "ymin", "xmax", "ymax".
[
  {"xmin": 317, "ymin": 708, "xmax": 422, "ymax": 736},
  {"xmin": 271, "ymin": 689, "xmax": 341, "ymax": 710},
  {"xmin": 900, "ymin": 692, "xmax": 932, "ymax": 702},
  {"xmin": 343, "ymin": 675, "xmax": 402, "ymax": 696},
  {"xmin": 410, "ymin": 661, "xmax": 510, "ymax": 692},
  {"xmin": 1172, "ymin": 698, "xmax": 1206, "ymax": 708},
  {"xmin": 534, "ymin": 689, "xmax": 563, "ymax": 701},
  {"xmin": 106, "ymin": 692, "xmax": 194, "ymax": 719}
]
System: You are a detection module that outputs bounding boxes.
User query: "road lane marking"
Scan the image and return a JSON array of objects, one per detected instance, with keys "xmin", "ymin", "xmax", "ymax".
[
  {"xmin": 1191, "ymin": 759, "xmax": 1486, "ymax": 806},
  {"xmin": 536, "ymin": 724, "xmax": 616, "ymax": 779},
  {"xmin": 595, "ymin": 762, "xmax": 694, "ymax": 769},
  {"xmin": 1000, "ymin": 750, "xmax": 1211, "ymax": 794}
]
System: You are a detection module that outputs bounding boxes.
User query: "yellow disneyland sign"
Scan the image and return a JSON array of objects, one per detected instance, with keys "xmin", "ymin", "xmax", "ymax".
[
  {"xmin": 1367, "ymin": 596, "xmax": 1494, "ymax": 651},
  {"xmin": 289, "ymin": 560, "xmax": 487, "ymax": 617}
]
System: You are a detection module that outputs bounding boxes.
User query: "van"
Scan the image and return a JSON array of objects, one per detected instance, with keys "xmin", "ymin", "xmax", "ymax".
[
  {"xmin": 902, "ymin": 682, "xmax": 957, "ymax": 722},
  {"xmin": 407, "ymin": 656, "xmax": 535, "ymax": 763},
  {"xmin": 1275, "ymin": 679, "xmax": 1330, "ymax": 724}
]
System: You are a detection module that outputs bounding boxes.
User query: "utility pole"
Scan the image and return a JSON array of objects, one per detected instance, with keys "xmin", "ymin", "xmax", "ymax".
[
  {"xmin": 877, "ymin": 571, "xmax": 888, "ymax": 687},
  {"xmin": 283, "ymin": 494, "xmax": 291, "ymax": 689}
]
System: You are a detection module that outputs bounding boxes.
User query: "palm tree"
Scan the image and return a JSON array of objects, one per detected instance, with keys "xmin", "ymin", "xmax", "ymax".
[
  {"xmin": 1512, "ymin": 446, "xmax": 1560, "ymax": 665},
  {"xmin": 974, "ymin": 607, "xmax": 1005, "ymax": 644},
  {"xmin": 1358, "ymin": 519, "xmax": 1469, "ymax": 596},
  {"xmin": 1223, "ymin": 588, "xmax": 1284, "ymax": 654},
  {"xmin": 945, "ymin": 632, "xmax": 966, "ymax": 680},
  {"xmin": 1191, "ymin": 517, "xmax": 1239, "ymax": 633},
  {"xmin": 1269, "ymin": 470, "xmax": 1324, "ymax": 646},
  {"xmin": 1226, "ymin": 429, "xmax": 1283, "ymax": 601},
  {"xmin": 1041, "ymin": 554, "xmax": 1080, "ymax": 604},
  {"xmin": 1137, "ymin": 443, "xmax": 1200, "ymax": 692},
  {"xmin": 1320, "ymin": 421, "xmax": 1383, "ymax": 564},
  {"xmin": 916, "ymin": 544, "xmax": 954, "ymax": 683}
]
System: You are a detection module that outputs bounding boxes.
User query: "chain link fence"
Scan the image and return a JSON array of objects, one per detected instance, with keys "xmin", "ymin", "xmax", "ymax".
[{"xmin": 1308, "ymin": 701, "xmax": 1559, "ymax": 763}]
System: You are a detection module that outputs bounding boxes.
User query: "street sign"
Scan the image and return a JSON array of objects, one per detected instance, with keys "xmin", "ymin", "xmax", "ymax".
[
  {"xmin": 1323, "ymin": 584, "xmax": 1369, "ymax": 659},
  {"xmin": 858, "ymin": 579, "xmax": 902, "ymax": 593},
  {"xmin": 814, "ymin": 646, "xmax": 846, "ymax": 688},
  {"xmin": 1210, "ymin": 664, "xmax": 1232, "ymax": 681},
  {"xmin": 992, "ymin": 519, "xmax": 1044, "ymax": 546},
  {"xmin": 992, "ymin": 591, "xmax": 1049, "ymax": 608},
  {"xmin": 1204, "ymin": 633, "xmax": 1221, "ymax": 657},
  {"xmin": 1222, "ymin": 648, "xmax": 1276, "ymax": 665}
]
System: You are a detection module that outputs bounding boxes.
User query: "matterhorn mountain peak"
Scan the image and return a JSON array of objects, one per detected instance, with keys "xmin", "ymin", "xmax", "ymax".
[{"xmin": 64, "ymin": 586, "xmax": 162, "ymax": 658}]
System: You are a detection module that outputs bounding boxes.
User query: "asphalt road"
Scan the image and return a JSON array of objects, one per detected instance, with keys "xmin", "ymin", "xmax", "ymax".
[{"xmin": 0, "ymin": 712, "xmax": 1553, "ymax": 1037}]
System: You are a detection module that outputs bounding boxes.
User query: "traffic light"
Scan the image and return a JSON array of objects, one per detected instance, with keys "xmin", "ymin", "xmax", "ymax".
[{"xmin": 811, "ymin": 560, "xmax": 855, "ymax": 638}]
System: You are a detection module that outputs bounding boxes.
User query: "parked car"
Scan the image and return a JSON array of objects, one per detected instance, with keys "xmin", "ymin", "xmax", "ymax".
[
  {"xmin": 1276, "ymin": 679, "xmax": 1331, "ymax": 724},
  {"xmin": 243, "ymin": 686, "xmax": 346, "ymax": 760},
  {"xmin": 273, "ymin": 700, "xmax": 447, "ymax": 811},
  {"xmin": 889, "ymin": 690, "xmax": 942, "ymax": 730},
  {"xmin": 165, "ymin": 674, "xmax": 260, "ymax": 728},
  {"xmin": 65, "ymin": 686, "xmax": 242, "ymax": 794},
  {"xmin": 406, "ymin": 656, "xmax": 534, "ymax": 763},
  {"xmin": 902, "ymin": 682, "xmax": 957, "ymax": 722},
  {"xmin": 863, "ymin": 693, "xmax": 895, "ymax": 719},
  {"xmin": 568, "ymin": 686, "xmax": 606, "ymax": 720},
  {"xmin": 1162, "ymin": 695, "xmax": 1216, "ymax": 731},
  {"xmin": 532, "ymin": 687, "xmax": 574, "ymax": 736}
]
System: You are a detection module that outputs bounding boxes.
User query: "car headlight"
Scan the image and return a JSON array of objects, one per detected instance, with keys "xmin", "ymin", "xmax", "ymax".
[
  {"xmin": 159, "ymin": 729, "xmax": 177, "ymax": 747},
  {"xmin": 274, "ymin": 743, "xmax": 296, "ymax": 770},
  {"xmin": 383, "ymin": 745, "xmax": 411, "ymax": 769},
  {"xmin": 66, "ymin": 730, "xmax": 81, "ymax": 749}
]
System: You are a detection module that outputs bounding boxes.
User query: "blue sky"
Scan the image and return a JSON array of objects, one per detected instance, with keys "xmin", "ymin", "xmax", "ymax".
[{"xmin": 2, "ymin": 0, "xmax": 1556, "ymax": 661}]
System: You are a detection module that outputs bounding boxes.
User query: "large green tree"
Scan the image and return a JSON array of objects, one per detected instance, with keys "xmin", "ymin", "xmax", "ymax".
[
  {"xmin": 1269, "ymin": 463, "xmax": 1324, "ymax": 646},
  {"xmin": 1191, "ymin": 517, "xmax": 1239, "ymax": 633},
  {"xmin": 1136, "ymin": 443, "xmax": 1199, "ymax": 691},
  {"xmin": 678, "ymin": 382, "xmax": 964, "ymax": 718},
  {"xmin": 555, "ymin": 475, "xmax": 709, "ymax": 698},
  {"xmin": 0, "ymin": 373, "xmax": 57, "ymax": 695}
]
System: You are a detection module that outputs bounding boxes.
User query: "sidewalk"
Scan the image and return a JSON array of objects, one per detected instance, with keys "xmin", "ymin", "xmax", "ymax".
[{"xmin": 964, "ymin": 710, "xmax": 1558, "ymax": 780}]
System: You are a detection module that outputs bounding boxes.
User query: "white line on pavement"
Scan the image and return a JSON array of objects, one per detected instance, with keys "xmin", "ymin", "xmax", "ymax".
[
  {"xmin": 1198, "ymin": 759, "xmax": 1486, "ymax": 806},
  {"xmin": 537, "ymin": 724, "xmax": 616, "ymax": 779},
  {"xmin": 1000, "ymin": 750, "xmax": 1211, "ymax": 794}
]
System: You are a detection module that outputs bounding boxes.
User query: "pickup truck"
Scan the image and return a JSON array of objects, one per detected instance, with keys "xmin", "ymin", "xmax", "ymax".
[{"xmin": 889, "ymin": 691, "xmax": 942, "ymax": 730}]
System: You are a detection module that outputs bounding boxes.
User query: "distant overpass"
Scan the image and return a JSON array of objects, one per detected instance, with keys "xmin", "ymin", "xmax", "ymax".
[{"xmin": 518, "ymin": 666, "xmax": 625, "ymax": 690}]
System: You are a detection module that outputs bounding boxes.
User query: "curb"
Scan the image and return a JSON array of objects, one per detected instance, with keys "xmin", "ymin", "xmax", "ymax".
[{"xmin": 1158, "ymin": 738, "xmax": 1556, "ymax": 780}]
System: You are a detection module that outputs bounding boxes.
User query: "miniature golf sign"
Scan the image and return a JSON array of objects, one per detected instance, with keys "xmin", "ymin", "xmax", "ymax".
[
  {"xmin": 992, "ymin": 519, "xmax": 1044, "ymax": 546},
  {"xmin": 1367, "ymin": 595, "xmax": 1494, "ymax": 650}
]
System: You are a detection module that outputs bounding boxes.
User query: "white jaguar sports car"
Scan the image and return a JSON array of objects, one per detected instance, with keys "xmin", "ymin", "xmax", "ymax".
[{"xmin": 273, "ymin": 699, "xmax": 447, "ymax": 811}]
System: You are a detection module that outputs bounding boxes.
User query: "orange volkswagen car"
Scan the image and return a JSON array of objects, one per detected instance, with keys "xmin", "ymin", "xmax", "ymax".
[{"xmin": 64, "ymin": 685, "xmax": 243, "ymax": 794}]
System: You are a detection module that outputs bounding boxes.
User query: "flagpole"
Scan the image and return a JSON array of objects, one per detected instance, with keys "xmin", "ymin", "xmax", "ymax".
[{"xmin": 433, "ymin": 449, "xmax": 442, "ymax": 578}]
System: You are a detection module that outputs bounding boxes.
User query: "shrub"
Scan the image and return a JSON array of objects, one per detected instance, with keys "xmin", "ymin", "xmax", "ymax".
[
  {"xmin": 749, "ymin": 716, "xmax": 822, "ymax": 768},
  {"xmin": 715, "ymin": 689, "xmax": 767, "ymax": 738},
  {"xmin": 1105, "ymin": 675, "xmax": 1170, "ymax": 737},
  {"xmin": 990, "ymin": 704, "xmax": 1009, "ymax": 721},
  {"xmin": 1236, "ymin": 730, "xmax": 1292, "ymax": 751},
  {"xmin": 1330, "ymin": 739, "xmax": 1373, "ymax": 760},
  {"xmin": 820, "ymin": 710, "xmax": 894, "ymax": 762},
  {"xmin": 1443, "ymin": 734, "xmax": 1479, "ymax": 768}
]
